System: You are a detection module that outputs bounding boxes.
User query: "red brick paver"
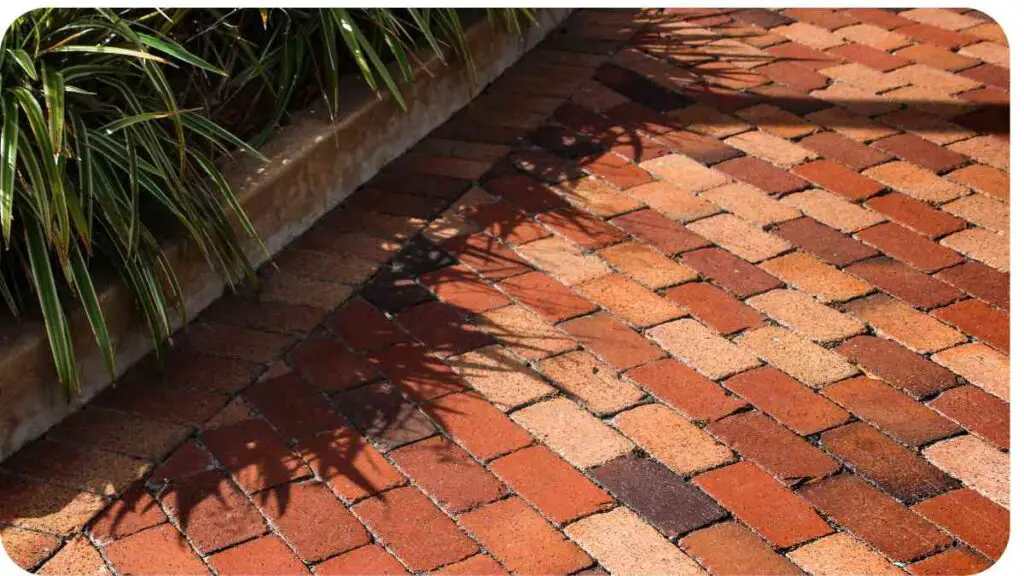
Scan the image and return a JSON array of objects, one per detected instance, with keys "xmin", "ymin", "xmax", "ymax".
[{"xmin": 2, "ymin": 8, "xmax": 1010, "ymax": 574}]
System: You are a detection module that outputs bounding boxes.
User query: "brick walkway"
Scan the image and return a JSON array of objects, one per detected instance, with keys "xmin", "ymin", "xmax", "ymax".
[{"xmin": 1, "ymin": 7, "xmax": 1010, "ymax": 575}]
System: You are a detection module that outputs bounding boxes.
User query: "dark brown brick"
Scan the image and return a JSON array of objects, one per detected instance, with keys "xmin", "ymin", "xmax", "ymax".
[
  {"xmin": 680, "ymin": 248, "xmax": 784, "ymax": 298},
  {"xmin": 823, "ymin": 377, "xmax": 960, "ymax": 447},
  {"xmin": 708, "ymin": 411, "xmax": 839, "ymax": 485},
  {"xmin": 395, "ymin": 301, "xmax": 494, "ymax": 358},
  {"xmin": 368, "ymin": 342, "xmax": 466, "ymax": 401},
  {"xmin": 330, "ymin": 298, "xmax": 411, "ymax": 352},
  {"xmin": 835, "ymin": 336, "xmax": 958, "ymax": 399},
  {"xmin": 591, "ymin": 456, "xmax": 726, "ymax": 538},
  {"xmin": 336, "ymin": 381, "xmax": 436, "ymax": 450},
  {"xmin": 799, "ymin": 132, "xmax": 893, "ymax": 171},
  {"xmin": 657, "ymin": 130, "xmax": 744, "ymax": 164},
  {"xmin": 800, "ymin": 474, "xmax": 953, "ymax": 562},
  {"xmin": 291, "ymin": 338, "xmax": 379, "ymax": 391},
  {"xmin": 846, "ymin": 257, "xmax": 963, "ymax": 309},
  {"xmin": 243, "ymin": 373, "xmax": 347, "ymax": 443},
  {"xmin": 714, "ymin": 156, "xmax": 809, "ymax": 195},
  {"xmin": 775, "ymin": 217, "xmax": 878, "ymax": 267},
  {"xmin": 819, "ymin": 422, "xmax": 957, "ymax": 501}
]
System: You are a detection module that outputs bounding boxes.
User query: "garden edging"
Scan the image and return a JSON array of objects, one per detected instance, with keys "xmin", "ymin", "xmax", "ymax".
[{"xmin": 0, "ymin": 8, "xmax": 571, "ymax": 461}]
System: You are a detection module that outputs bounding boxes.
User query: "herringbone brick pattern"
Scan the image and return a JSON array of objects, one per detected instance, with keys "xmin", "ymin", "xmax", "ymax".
[{"xmin": 1, "ymin": 8, "xmax": 1009, "ymax": 575}]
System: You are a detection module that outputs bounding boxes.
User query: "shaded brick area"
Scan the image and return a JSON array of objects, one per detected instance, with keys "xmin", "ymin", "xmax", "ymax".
[{"xmin": 1, "ymin": 8, "xmax": 1009, "ymax": 574}]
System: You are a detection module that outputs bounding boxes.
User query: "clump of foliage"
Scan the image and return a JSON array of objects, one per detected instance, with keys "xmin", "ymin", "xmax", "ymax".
[{"xmin": 0, "ymin": 8, "xmax": 533, "ymax": 396}]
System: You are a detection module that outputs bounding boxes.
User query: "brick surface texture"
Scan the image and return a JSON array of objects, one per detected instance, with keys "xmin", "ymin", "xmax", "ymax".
[{"xmin": 1, "ymin": 8, "xmax": 1010, "ymax": 575}]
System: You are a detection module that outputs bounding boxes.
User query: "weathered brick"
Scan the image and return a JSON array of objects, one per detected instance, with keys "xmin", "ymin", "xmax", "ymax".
[
  {"xmin": 836, "ymin": 23, "xmax": 912, "ymax": 50},
  {"xmin": 314, "ymin": 544, "xmax": 407, "ymax": 575},
  {"xmin": 460, "ymin": 498, "xmax": 592, "ymax": 574},
  {"xmin": 598, "ymin": 241, "xmax": 696, "ymax": 289},
  {"xmin": 846, "ymin": 8, "xmax": 916, "ymax": 29},
  {"xmin": 591, "ymin": 455, "xmax": 726, "ymax": 537},
  {"xmin": 913, "ymin": 488, "xmax": 1009, "ymax": 560},
  {"xmin": 709, "ymin": 411, "xmax": 839, "ymax": 484},
  {"xmin": 538, "ymin": 208, "xmax": 626, "ymax": 250},
  {"xmin": 35, "ymin": 535, "xmax": 106, "ymax": 576},
  {"xmin": 714, "ymin": 156, "xmax": 809, "ymax": 195},
  {"xmin": 648, "ymin": 318, "xmax": 762, "ymax": 380},
  {"xmin": 700, "ymin": 182, "xmax": 802, "ymax": 226},
  {"xmin": 827, "ymin": 43, "xmax": 910, "ymax": 71},
  {"xmin": 737, "ymin": 326, "xmax": 858, "ymax": 386},
  {"xmin": 419, "ymin": 265, "xmax": 510, "ymax": 313},
  {"xmin": 799, "ymin": 474, "xmax": 952, "ymax": 562},
  {"xmin": 351, "ymin": 487, "xmax": 477, "ymax": 572},
  {"xmin": 761, "ymin": 252, "xmax": 872, "ymax": 302},
  {"xmin": 724, "ymin": 367, "xmax": 849, "ymax": 435},
  {"xmin": 330, "ymin": 298, "xmax": 410, "ymax": 352},
  {"xmin": 857, "ymin": 222, "xmax": 963, "ymax": 272},
  {"xmin": 765, "ymin": 41, "xmax": 838, "ymax": 69},
  {"xmin": 774, "ymin": 217, "xmax": 877, "ymax": 266},
  {"xmin": 932, "ymin": 298, "xmax": 1008, "ymax": 353},
  {"xmin": 680, "ymin": 247, "xmax": 783, "ymax": 298},
  {"xmin": 930, "ymin": 386, "xmax": 1008, "ymax": 449},
  {"xmin": 942, "ymin": 194, "xmax": 1008, "ymax": 234},
  {"xmin": 499, "ymin": 271, "xmax": 596, "ymax": 323},
  {"xmin": 799, "ymin": 131, "xmax": 893, "ymax": 171},
  {"xmin": 448, "ymin": 344, "xmax": 553, "ymax": 411},
  {"xmin": 611, "ymin": 209, "xmax": 712, "ymax": 254},
  {"xmin": 485, "ymin": 173, "xmax": 569, "ymax": 213},
  {"xmin": 933, "ymin": 343, "xmax": 1008, "ymax": 402},
  {"xmin": 820, "ymin": 62, "xmax": 907, "ymax": 93},
  {"xmin": 477, "ymin": 304, "xmax": 576, "ymax": 360},
  {"xmin": 442, "ymin": 232, "xmax": 533, "ymax": 280},
  {"xmin": 844, "ymin": 293, "xmax": 966, "ymax": 353},
  {"xmin": 946, "ymin": 164, "xmax": 1009, "ymax": 202},
  {"xmin": 783, "ymin": 189, "xmax": 886, "ymax": 233},
  {"xmin": 877, "ymin": 107, "xmax": 977, "ymax": 145},
  {"xmin": 823, "ymin": 376, "xmax": 959, "ymax": 446},
  {"xmin": 539, "ymin": 349, "xmax": 646, "ymax": 413},
  {"xmin": 337, "ymin": 381, "xmax": 436, "ymax": 449},
  {"xmin": 774, "ymin": 22, "xmax": 846, "ymax": 50},
  {"xmin": 257, "ymin": 481, "xmax": 369, "ymax": 563},
  {"xmin": 923, "ymin": 435, "xmax": 1008, "ymax": 508},
  {"xmin": 940, "ymin": 227, "xmax": 1008, "ymax": 272},
  {"xmin": 103, "ymin": 524, "xmax": 207, "ymax": 575},
  {"xmin": 864, "ymin": 193, "xmax": 966, "ymax": 238},
  {"xmin": 156, "ymin": 469, "xmax": 266, "ymax": 554},
  {"xmin": 615, "ymin": 404, "xmax": 733, "ymax": 476},
  {"xmin": 725, "ymin": 130, "xmax": 818, "ymax": 168},
  {"xmin": 791, "ymin": 159, "xmax": 885, "ymax": 201},
  {"xmin": 639, "ymin": 153, "xmax": 730, "ymax": 192},
  {"xmin": 687, "ymin": 213, "xmax": 791, "ymax": 262},
  {"xmin": 694, "ymin": 461, "xmax": 832, "ymax": 548},
  {"xmin": 626, "ymin": 181, "xmax": 719, "ymax": 223},
  {"xmin": 511, "ymin": 397, "xmax": 634, "ymax": 468},
  {"xmin": 657, "ymin": 128, "xmax": 747, "ymax": 164},
  {"xmin": 489, "ymin": 445, "xmax": 614, "ymax": 524},
  {"xmin": 515, "ymin": 235, "xmax": 612, "ymax": 285},
  {"xmin": 864, "ymin": 161, "xmax": 966, "ymax": 202},
  {"xmin": 554, "ymin": 177, "xmax": 643, "ymax": 218},
  {"xmin": 577, "ymin": 273, "xmax": 683, "ymax": 328},
  {"xmin": 837, "ymin": 336, "xmax": 958, "ymax": 399},
  {"xmin": 747, "ymin": 288, "xmax": 864, "ymax": 342},
  {"xmin": 846, "ymin": 257, "xmax": 962, "ymax": 309},
  {"xmin": 805, "ymin": 106, "xmax": 898, "ymax": 142},
  {"xmin": 3, "ymin": 440, "xmax": 149, "ymax": 498},
  {"xmin": 565, "ymin": 508, "xmax": 704, "ymax": 575},
  {"xmin": 624, "ymin": 359, "xmax": 747, "ymax": 422},
  {"xmin": 787, "ymin": 533, "xmax": 903, "ymax": 575},
  {"xmin": 680, "ymin": 521, "xmax": 802, "ymax": 576},
  {"xmin": 290, "ymin": 338, "xmax": 379, "ymax": 392},
  {"xmin": 822, "ymin": 422, "xmax": 958, "ymax": 501}
]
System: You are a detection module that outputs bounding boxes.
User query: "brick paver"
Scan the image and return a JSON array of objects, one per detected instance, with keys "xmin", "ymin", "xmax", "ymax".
[{"xmin": 2, "ymin": 8, "xmax": 1010, "ymax": 574}]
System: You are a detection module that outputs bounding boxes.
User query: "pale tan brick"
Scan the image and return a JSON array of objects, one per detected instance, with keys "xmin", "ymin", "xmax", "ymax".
[
  {"xmin": 539, "ymin": 351, "xmax": 645, "ymax": 415},
  {"xmin": 511, "ymin": 397, "xmax": 634, "ymax": 468},
  {"xmin": 628, "ymin": 181, "xmax": 720, "ymax": 222},
  {"xmin": 788, "ymin": 533, "xmax": 903, "ymax": 575},
  {"xmin": 836, "ymin": 24, "xmax": 912, "ymax": 51},
  {"xmin": 736, "ymin": 326, "xmax": 858, "ymax": 387},
  {"xmin": 774, "ymin": 22, "xmax": 846, "ymax": 50},
  {"xmin": 647, "ymin": 319, "xmax": 761, "ymax": 380},
  {"xmin": 761, "ymin": 252, "xmax": 873, "ymax": 302},
  {"xmin": 947, "ymin": 135, "xmax": 1009, "ymax": 170},
  {"xmin": 598, "ymin": 242, "xmax": 697, "ymax": 289},
  {"xmin": 888, "ymin": 64, "xmax": 982, "ymax": 94},
  {"xmin": 639, "ymin": 154, "xmax": 731, "ymax": 193},
  {"xmin": 940, "ymin": 228, "xmax": 1008, "ymax": 271},
  {"xmin": 566, "ymin": 508, "xmax": 704, "ymax": 576},
  {"xmin": 517, "ymin": 236, "xmax": 611, "ymax": 285},
  {"xmin": 932, "ymin": 343, "xmax": 1009, "ymax": 401},
  {"xmin": 669, "ymin": 103, "xmax": 751, "ymax": 138},
  {"xmin": 843, "ymin": 294, "xmax": 966, "ymax": 353},
  {"xmin": 700, "ymin": 182, "xmax": 802, "ymax": 226},
  {"xmin": 942, "ymin": 194, "xmax": 1008, "ymax": 233},
  {"xmin": 805, "ymin": 107, "xmax": 899, "ymax": 142},
  {"xmin": 477, "ymin": 305, "xmax": 576, "ymax": 361},
  {"xmin": 724, "ymin": 131, "xmax": 818, "ymax": 168},
  {"xmin": 615, "ymin": 404, "xmax": 733, "ymax": 475},
  {"xmin": 556, "ymin": 177, "xmax": 643, "ymax": 218},
  {"xmin": 578, "ymin": 274, "xmax": 683, "ymax": 328},
  {"xmin": 901, "ymin": 8, "xmax": 985, "ymax": 30},
  {"xmin": 782, "ymin": 189, "xmax": 886, "ymax": 233},
  {"xmin": 449, "ymin": 345, "xmax": 555, "ymax": 410},
  {"xmin": 864, "ymin": 161, "xmax": 967, "ymax": 202},
  {"xmin": 687, "ymin": 214, "xmax": 791, "ymax": 262},
  {"xmin": 924, "ymin": 435, "xmax": 1008, "ymax": 508},
  {"xmin": 820, "ymin": 63, "xmax": 907, "ymax": 93},
  {"xmin": 735, "ymin": 104, "xmax": 817, "ymax": 138},
  {"xmin": 958, "ymin": 41, "xmax": 1009, "ymax": 68},
  {"xmin": 747, "ymin": 289, "xmax": 865, "ymax": 343}
]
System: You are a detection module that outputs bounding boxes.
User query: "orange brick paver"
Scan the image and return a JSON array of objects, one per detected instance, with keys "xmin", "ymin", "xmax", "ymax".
[{"xmin": 2, "ymin": 8, "xmax": 1010, "ymax": 574}]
